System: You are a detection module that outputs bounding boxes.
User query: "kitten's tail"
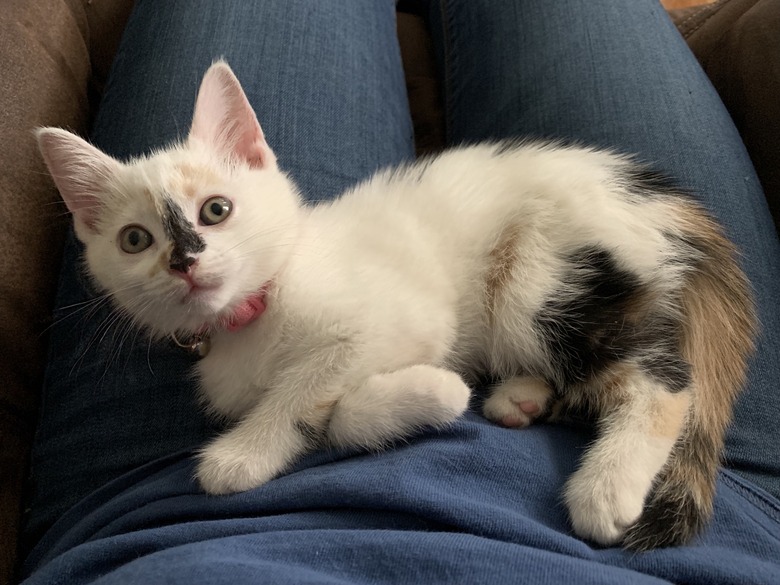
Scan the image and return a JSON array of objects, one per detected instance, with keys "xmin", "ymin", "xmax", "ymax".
[{"xmin": 624, "ymin": 200, "xmax": 757, "ymax": 551}]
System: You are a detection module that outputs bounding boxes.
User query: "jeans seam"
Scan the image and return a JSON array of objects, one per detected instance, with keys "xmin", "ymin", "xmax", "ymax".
[{"xmin": 722, "ymin": 471, "xmax": 780, "ymax": 524}]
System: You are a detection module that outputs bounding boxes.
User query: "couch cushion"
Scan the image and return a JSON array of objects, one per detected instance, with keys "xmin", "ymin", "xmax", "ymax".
[
  {"xmin": 83, "ymin": 0, "xmax": 135, "ymax": 104},
  {"xmin": 673, "ymin": 0, "xmax": 780, "ymax": 230},
  {"xmin": 0, "ymin": 1, "xmax": 90, "ymax": 582}
]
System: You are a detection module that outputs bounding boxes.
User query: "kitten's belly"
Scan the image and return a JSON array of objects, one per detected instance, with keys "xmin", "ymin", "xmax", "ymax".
[{"xmin": 444, "ymin": 307, "xmax": 547, "ymax": 382}]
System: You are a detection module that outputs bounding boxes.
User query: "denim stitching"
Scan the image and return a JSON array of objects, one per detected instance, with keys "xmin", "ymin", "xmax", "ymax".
[{"xmin": 722, "ymin": 471, "xmax": 780, "ymax": 524}]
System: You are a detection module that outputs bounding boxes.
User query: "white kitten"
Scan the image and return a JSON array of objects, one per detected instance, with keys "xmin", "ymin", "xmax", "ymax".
[{"xmin": 38, "ymin": 61, "xmax": 754, "ymax": 551}]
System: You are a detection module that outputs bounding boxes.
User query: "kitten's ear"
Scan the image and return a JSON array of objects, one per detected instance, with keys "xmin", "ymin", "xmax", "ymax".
[
  {"xmin": 189, "ymin": 60, "xmax": 277, "ymax": 169},
  {"xmin": 36, "ymin": 128, "xmax": 122, "ymax": 233}
]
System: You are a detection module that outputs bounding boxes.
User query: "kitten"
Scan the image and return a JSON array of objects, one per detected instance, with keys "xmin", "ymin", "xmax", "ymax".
[{"xmin": 37, "ymin": 61, "xmax": 755, "ymax": 551}]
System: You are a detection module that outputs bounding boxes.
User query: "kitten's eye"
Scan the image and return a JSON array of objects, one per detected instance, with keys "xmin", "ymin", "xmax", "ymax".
[
  {"xmin": 200, "ymin": 196, "xmax": 233, "ymax": 226},
  {"xmin": 119, "ymin": 225, "xmax": 154, "ymax": 254}
]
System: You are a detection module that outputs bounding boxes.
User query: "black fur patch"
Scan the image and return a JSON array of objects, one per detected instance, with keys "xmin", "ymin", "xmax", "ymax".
[
  {"xmin": 623, "ymin": 165, "xmax": 684, "ymax": 198},
  {"xmin": 534, "ymin": 247, "xmax": 691, "ymax": 393},
  {"xmin": 162, "ymin": 198, "xmax": 205, "ymax": 270},
  {"xmin": 623, "ymin": 473, "xmax": 706, "ymax": 550},
  {"xmin": 535, "ymin": 247, "xmax": 641, "ymax": 390},
  {"xmin": 638, "ymin": 332, "xmax": 691, "ymax": 393}
]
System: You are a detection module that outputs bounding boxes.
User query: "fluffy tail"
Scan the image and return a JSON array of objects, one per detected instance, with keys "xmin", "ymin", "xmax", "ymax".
[{"xmin": 624, "ymin": 201, "xmax": 756, "ymax": 551}]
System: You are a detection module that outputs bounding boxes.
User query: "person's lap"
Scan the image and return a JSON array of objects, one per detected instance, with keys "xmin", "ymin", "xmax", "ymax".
[
  {"xmin": 425, "ymin": 0, "xmax": 780, "ymax": 498},
  {"xmin": 23, "ymin": 0, "xmax": 413, "ymax": 550},
  {"xmin": 20, "ymin": 421, "xmax": 780, "ymax": 584},
  {"xmin": 22, "ymin": 0, "xmax": 780, "ymax": 579}
]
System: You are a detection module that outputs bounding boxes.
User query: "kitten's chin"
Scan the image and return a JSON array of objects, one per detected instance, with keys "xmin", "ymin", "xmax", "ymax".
[
  {"xmin": 131, "ymin": 287, "xmax": 232, "ymax": 339},
  {"xmin": 129, "ymin": 280, "xmax": 269, "ymax": 339},
  {"xmin": 176, "ymin": 288, "xmax": 234, "ymax": 330},
  {"xmin": 182, "ymin": 284, "xmax": 222, "ymax": 305},
  {"xmin": 178, "ymin": 283, "xmax": 265, "ymax": 333}
]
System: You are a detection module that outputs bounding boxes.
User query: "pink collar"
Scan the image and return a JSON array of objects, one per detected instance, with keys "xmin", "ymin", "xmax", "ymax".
[
  {"xmin": 219, "ymin": 285, "xmax": 269, "ymax": 332},
  {"xmin": 173, "ymin": 284, "xmax": 271, "ymax": 358}
]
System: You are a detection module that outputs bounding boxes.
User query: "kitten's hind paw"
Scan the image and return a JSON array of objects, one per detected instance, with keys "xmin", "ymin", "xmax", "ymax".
[
  {"xmin": 483, "ymin": 376, "xmax": 552, "ymax": 428},
  {"xmin": 327, "ymin": 365, "xmax": 471, "ymax": 450}
]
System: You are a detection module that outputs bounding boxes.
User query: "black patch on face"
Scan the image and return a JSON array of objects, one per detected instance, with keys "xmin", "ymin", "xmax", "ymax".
[
  {"xmin": 534, "ymin": 246, "xmax": 690, "ymax": 393},
  {"xmin": 162, "ymin": 198, "xmax": 205, "ymax": 269}
]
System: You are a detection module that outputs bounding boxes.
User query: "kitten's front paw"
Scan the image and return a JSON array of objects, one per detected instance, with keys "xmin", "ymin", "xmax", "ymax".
[
  {"xmin": 417, "ymin": 366, "xmax": 472, "ymax": 422},
  {"xmin": 564, "ymin": 467, "xmax": 647, "ymax": 546},
  {"xmin": 196, "ymin": 437, "xmax": 279, "ymax": 495},
  {"xmin": 483, "ymin": 376, "xmax": 552, "ymax": 428}
]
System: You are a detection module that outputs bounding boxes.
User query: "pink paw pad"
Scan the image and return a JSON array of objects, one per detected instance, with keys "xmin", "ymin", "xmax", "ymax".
[
  {"xmin": 499, "ymin": 400, "xmax": 542, "ymax": 428},
  {"xmin": 516, "ymin": 400, "xmax": 541, "ymax": 415}
]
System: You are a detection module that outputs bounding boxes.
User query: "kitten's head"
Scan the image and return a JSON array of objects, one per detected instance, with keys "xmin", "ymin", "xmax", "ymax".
[{"xmin": 37, "ymin": 61, "xmax": 301, "ymax": 338}]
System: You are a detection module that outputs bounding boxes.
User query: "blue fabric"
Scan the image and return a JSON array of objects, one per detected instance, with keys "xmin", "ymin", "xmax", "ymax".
[
  {"xmin": 20, "ymin": 419, "xmax": 780, "ymax": 584},
  {"xmin": 24, "ymin": 0, "xmax": 413, "ymax": 548},
  {"xmin": 426, "ymin": 0, "xmax": 780, "ymax": 498},
  {"xmin": 21, "ymin": 0, "xmax": 780, "ymax": 582}
]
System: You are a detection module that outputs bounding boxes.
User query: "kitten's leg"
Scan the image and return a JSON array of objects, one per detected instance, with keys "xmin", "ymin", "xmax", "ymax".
[
  {"xmin": 198, "ymin": 330, "xmax": 356, "ymax": 495},
  {"xmin": 198, "ymin": 364, "xmax": 470, "ymax": 494},
  {"xmin": 327, "ymin": 365, "xmax": 471, "ymax": 450},
  {"xmin": 563, "ymin": 368, "xmax": 691, "ymax": 546},
  {"xmin": 197, "ymin": 394, "xmax": 312, "ymax": 495},
  {"xmin": 483, "ymin": 375, "xmax": 553, "ymax": 428}
]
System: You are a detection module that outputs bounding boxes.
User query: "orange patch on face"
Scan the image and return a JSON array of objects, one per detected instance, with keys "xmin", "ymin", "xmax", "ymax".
[{"xmin": 171, "ymin": 163, "xmax": 222, "ymax": 200}]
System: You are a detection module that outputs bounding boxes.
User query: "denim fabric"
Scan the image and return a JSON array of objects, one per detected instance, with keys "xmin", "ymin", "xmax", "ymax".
[
  {"xmin": 22, "ymin": 0, "xmax": 780, "ymax": 579},
  {"xmin": 24, "ymin": 0, "xmax": 412, "ymax": 548},
  {"xmin": 426, "ymin": 0, "xmax": 780, "ymax": 499},
  {"xmin": 20, "ymin": 420, "xmax": 780, "ymax": 584}
]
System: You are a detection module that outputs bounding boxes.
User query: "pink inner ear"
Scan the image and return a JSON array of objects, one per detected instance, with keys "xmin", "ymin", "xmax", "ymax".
[
  {"xmin": 36, "ymin": 128, "xmax": 120, "ymax": 231},
  {"xmin": 190, "ymin": 62, "xmax": 276, "ymax": 169},
  {"xmin": 235, "ymin": 132, "xmax": 269, "ymax": 169}
]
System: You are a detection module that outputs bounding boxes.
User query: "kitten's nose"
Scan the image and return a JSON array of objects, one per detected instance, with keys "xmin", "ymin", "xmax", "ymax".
[{"xmin": 169, "ymin": 256, "xmax": 197, "ymax": 274}]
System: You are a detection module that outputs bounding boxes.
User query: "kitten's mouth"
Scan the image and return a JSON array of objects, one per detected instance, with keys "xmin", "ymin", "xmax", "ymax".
[{"xmin": 175, "ymin": 273, "xmax": 222, "ymax": 303}]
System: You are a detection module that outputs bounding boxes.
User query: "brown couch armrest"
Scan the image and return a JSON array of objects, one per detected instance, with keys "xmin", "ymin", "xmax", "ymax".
[
  {"xmin": 672, "ymin": 0, "xmax": 780, "ymax": 229},
  {"xmin": 0, "ymin": 0, "xmax": 90, "ymax": 577},
  {"xmin": 0, "ymin": 1, "xmax": 133, "ymax": 583}
]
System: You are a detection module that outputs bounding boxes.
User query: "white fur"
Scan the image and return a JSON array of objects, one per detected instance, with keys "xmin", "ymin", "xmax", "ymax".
[
  {"xmin": 38, "ymin": 62, "xmax": 695, "ymax": 544},
  {"xmin": 563, "ymin": 370, "xmax": 680, "ymax": 545}
]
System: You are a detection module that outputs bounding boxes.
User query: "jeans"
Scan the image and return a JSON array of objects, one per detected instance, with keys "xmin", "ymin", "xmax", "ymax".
[{"xmin": 24, "ymin": 0, "xmax": 780, "ymax": 558}]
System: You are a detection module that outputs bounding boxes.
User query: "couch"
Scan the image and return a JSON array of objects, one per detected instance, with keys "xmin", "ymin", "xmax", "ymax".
[{"xmin": 1, "ymin": 0, "xmax": 778, "ymax": 582}]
